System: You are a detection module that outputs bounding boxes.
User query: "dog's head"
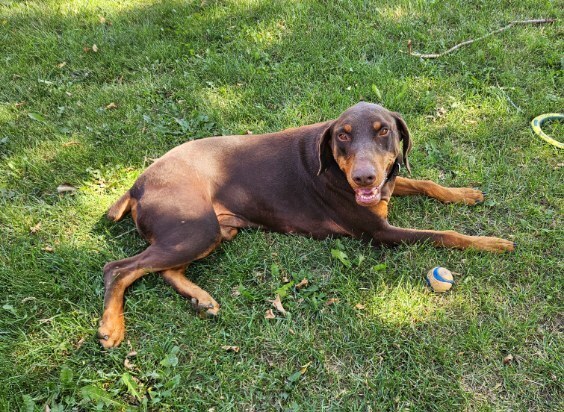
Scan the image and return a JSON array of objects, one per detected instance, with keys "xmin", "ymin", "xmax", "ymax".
[{"xmin": 317, "ymin": 102, "xmax": 411, "ymax": 206}]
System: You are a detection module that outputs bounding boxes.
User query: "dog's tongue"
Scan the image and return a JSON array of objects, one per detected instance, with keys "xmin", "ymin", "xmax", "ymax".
[
  {"xmin": 354, "ymin": 187, "xmax": 381, "ymax": 205},
  {"xmin": 358, "ymin": 188, "xmax": 375, "ymax": 195}
]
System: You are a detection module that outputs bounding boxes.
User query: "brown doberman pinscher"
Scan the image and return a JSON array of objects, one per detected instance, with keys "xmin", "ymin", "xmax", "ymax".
[{"xmin": 98, "ymin": 102, "xmax": 514, "ymax": 348}]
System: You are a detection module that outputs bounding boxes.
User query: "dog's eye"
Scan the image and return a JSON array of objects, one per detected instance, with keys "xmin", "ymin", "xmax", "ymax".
[
  {"xmin": 337, "ymin": 133, "xmax": 351, "ymax": 142},
  {"xmin": 378, "ymin": 128, "xmax": 389, "ymax": 137}
]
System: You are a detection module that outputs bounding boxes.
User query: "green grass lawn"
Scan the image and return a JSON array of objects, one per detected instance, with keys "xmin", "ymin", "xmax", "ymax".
[{"xmin": 1, "ymin": 0, "xmax": 562, "ymax": 410}]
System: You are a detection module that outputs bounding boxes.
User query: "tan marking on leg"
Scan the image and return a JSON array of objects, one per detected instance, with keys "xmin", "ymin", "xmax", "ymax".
[
  {"xmin": 436, "ymin": 231, "xmax": 515, "ymax": 252},
  {"xmin": 220, "ymin": 225, "xmax": 238, "ymax": 241},
  {"xmin": 376, "ymin": 226, "xmax": 514, "ymax": 253},
  {"xmin": 393, "ymin": 177, "xmax": 484, "ymax": 205},
  {"xmin": 421, "ymin": 230, "xmax": 514, "ymax": 252},
  {"xmin": 99, "ymin": 267, "xmax": 146, "ymax": 349},
  {"xmin": 194, "ymin": 236, "xmax": 222, "ymax": 260},
  {"xmin": 161, "ymin": 267, "xmax": 220, "ymax": 316}
]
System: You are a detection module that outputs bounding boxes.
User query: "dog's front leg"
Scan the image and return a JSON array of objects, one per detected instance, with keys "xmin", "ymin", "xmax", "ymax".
[
  {"xmin": 373, "ymin": 224, "xmax": 515, "ymax": 253},
  {"xmin": 393, "ymin": 177, "xmax": 484, "ymax": 205}
]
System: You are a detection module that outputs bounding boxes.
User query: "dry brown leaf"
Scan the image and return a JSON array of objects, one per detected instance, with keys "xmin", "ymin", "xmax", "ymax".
[
  {"xmin": 92, "ymin": 44, "xmax": 98, "ymax": 53},
  {"xmin": 265, "ymin": 309, "xmax": 275, "ymax": 319},
  {"xmin": 62, "ymin": 141, "xmax": 80, "ymax": 147},
  {"xmin": 42, "ymin": 246, "xmax": 54, "ymax": 253},
  {"xmin": 295, "ymin": 278, "xmax": 309, "ymax": 290},
  {"xmin": 126, "ymin": 350, "xmax": 137, "ymax": 358},
  {"xmin": 124, "ymin": 358, "xmax": 135, "ymax": 370},
  {"xmin": 30, "ymin": 222, "xmax": 41, "ymax": 234},
  {"xmin": 231, "ymin": 287, "xmax": 241, "ymax": 297},
  {"xmin": 57, "ymin": 183, "xmax": 77, "ymax": 194},
  {"xmin": 221, "ymin": 345, "xmax": 240, "ymax": 353},
  {"xmin": 503, "ymin": 354, "xmax": 514, "ymax": 365},
  {"xmin": 268, "ymin": 294, "xmax": 287, "ymax": 316},
  {"xmin": 15, "ymin": 101, "xmax": 26, "ymax": 108},
  {"xmin": 75, "ymin": 337, "xmax": 86, "ymax": 349},
  {"xmin": 325, "ymin": 297, "xmax": 340, "ymax": 306},
  {"xmin": 105, "ymin": 102, "xmax": 117, "ymax": 110},
  {"xmin": 354, "ymin": 303, "xmax": 366, "ymax": 310},
  {"xmin": 45, "ymin": 405, "xmax": 51, "ymax": 412},
  {"xmin": 300, "ymin": 361, "xmax": 312, "ymax": 374},
  {"xmin": 245, "ymin": 130, "xmax": 253, "ymax": 135},
  {"xmin": 57, "ymin": 61, "xmax": 67, "ymax": 69},
  {"xmin": 83, "ymin": 46, "xmax": 91, "ymax": 53}
]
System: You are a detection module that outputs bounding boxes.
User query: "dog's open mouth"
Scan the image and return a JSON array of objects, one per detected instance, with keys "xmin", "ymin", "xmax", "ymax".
[
  {"xmin": 354, "ymin": 186, "xmax": 382, "ymax": 205},
  {"xmin": 353, "ymin": 173, "xmax": 390, "ymax": 206}
]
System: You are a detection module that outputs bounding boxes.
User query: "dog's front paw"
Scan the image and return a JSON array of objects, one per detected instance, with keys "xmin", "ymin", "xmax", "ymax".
[
  {"xmin": 98, "ymin": 314, "xmax": 125, "ymax": 349},
  {"xmin": 449, "ymin": 188, "xmax": 485, "ymax": 205},
  {"xmin": 473, "ymin": 236, "xmax": 515, "ymax": 253}
]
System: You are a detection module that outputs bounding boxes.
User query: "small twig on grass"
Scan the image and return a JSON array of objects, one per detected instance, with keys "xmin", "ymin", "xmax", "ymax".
[
  {"xmin": 113, "ymin": 227, "xmax": 137, "ymax": 239},
  {"xmin": 408, "ymin": 18, "xmax": 556, "ymax": 59},
  {"xmin": 496, "ymin": 81, "xmax": 523, "ymax": 112}
]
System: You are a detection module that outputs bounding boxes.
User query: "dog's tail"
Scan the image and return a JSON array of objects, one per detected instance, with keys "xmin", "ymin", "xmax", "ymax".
[{"xmin": 107, "ymin": 190, "xmax": 132, "ymax": 222}]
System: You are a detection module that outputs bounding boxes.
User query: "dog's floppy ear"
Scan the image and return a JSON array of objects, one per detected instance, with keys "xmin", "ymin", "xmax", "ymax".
[
  {"xmin": 392, "ymin": 112, "xmax": 412, "ymax": 174},
  {"xmin": 317, "ymin": 122, "xmax": 334, "ymax": 175}
]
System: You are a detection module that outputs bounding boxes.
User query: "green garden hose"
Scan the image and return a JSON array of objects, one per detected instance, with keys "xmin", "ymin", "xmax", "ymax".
[{"xmin": 530, "ymin": 113, "xmax": 563, "ymax": 149}]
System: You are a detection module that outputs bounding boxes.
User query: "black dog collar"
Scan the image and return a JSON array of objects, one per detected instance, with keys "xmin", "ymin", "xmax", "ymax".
[{"xmin": 385, "ymin": 159, "xmax": 401, "ymax": 183}]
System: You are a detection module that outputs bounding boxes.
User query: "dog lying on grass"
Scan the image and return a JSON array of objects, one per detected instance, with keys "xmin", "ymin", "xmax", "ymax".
[{"xmin": 99, "ymin": 102, "xmax": 514, "ymax": 348}]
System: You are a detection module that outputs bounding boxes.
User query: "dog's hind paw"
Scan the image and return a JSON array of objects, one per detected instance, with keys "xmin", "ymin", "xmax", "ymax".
[
  {"xmin": 98, "ymin": 315, "xmax": 125, "ymax": 349},
  {"xmin": 191, "ymin": 296, "xmax": 220, "ymax": 317}
]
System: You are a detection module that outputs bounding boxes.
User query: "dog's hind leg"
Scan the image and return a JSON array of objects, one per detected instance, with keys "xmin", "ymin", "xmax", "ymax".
[
  {"xmin": 161, "ymin": 266, "xmax": 220, "ymax": 315},
  {"xmin": 99, "ymin": 208, "xmax": 222, "ymax": 349}
]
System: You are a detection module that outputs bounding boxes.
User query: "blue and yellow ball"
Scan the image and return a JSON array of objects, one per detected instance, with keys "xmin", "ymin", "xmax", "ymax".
[{"xmin": 425, "ymin": 267, "xmax": 454, "ymax": 292}]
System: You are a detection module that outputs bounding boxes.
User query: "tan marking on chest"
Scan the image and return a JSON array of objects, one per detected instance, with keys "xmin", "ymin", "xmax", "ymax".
[{"xmin": 370, "ymin": 200, "xmax": 388, "ymax": 219}]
